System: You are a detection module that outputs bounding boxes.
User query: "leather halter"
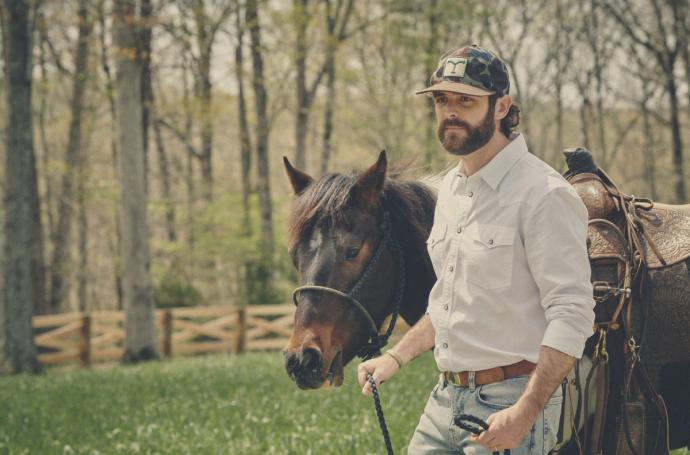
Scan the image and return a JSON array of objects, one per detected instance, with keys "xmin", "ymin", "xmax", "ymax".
[{"xmin": 291, "ymin": 210, "xmax": 405, "ymax": 360}]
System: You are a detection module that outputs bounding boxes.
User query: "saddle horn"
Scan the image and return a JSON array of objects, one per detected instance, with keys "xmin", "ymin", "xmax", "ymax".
[{"xmin": 563, "ymin": 147, "xmax": 598, "ymax": 175}]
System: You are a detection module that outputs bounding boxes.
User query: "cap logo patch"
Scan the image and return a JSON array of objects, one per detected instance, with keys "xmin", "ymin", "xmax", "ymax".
[{"xmin": 443, "ymin": 58, "xmax": 467, "ymax": 78}]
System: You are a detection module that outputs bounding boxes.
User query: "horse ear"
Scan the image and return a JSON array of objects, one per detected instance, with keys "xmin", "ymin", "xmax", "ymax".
[
  {"xmin": 353, "ymin": 150, "xmax": 387, "ymax": 206},
  {"xmin": 283, "ymin": 156, "xmax": 314, "ymax": 195}
]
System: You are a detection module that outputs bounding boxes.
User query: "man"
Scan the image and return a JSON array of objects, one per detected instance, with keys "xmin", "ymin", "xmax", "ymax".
[{"xmin": 356, "ymin": 45, "xmax": 595, "ymax": 454}]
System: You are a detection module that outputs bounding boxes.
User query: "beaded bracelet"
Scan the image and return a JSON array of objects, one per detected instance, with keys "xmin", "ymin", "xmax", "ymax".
[{"xmin": 385, "ymin": 350, "xmax": 404, "ymax": 369}]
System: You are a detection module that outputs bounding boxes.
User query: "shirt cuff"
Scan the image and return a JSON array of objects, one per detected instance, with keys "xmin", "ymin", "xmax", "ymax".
[{"xmin": 541, "ymin": 318, "xmax": 590, "ymax": 358}]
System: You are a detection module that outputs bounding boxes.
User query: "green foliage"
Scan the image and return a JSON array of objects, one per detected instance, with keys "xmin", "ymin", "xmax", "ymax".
[
  {"xmin": 241, "ymin": 259, "xmax": 285, "ymax": 307},
  {"xmin": 153, "ymin": 267, "xmax": 203, "ymax": 308},
  {"xmin": 151, "ymin": 190, "xmax": 299, "ymax": 307}
]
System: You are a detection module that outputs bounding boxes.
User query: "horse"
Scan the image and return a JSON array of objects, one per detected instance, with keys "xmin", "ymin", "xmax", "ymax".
[
  {"xmin": 282, "ymin": 149, "xmax": 690, "ymax": 453},
  {"xmin": 282, "ymin": 151, "xmax": 437, "ymax": 389}
]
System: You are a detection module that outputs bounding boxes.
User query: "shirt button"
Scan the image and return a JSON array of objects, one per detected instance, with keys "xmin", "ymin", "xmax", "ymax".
[
  {"xmin": 443, "ymin": 304, "xmax": 449, "ymax": 311},
  {"xmin": 467, "ymin": 191, "xmax": 474, "ymax": 197},
  {"xmin": 488, "ymin": 239, "xmax": 494, "ymax": 245},
  {"xmin": 448, "ymin": 265, "xmax": 454, "ymax": 272},
  {"xmin": 442, "ymin": 343, "xmax": 448, "ymax": 349},
  {"xmin": 456, "ymin": 227, "xmax": 462, "ymax": 234}
]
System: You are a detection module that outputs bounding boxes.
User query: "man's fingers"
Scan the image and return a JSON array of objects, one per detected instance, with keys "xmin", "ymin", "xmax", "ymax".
[
  {"xmin": 474, "ymin": 428, "xmax": 495, "ymax": 447},
  {"xmin": 357, "ymin": 363, "xmax": 372, "ymax": 387},
  {"xmin": 357, "ymin": 369, "xmax": 368, "ymax": 388}
]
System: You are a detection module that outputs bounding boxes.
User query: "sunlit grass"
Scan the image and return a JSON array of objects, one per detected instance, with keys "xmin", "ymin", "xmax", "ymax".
[
  {"xmin": 0, "ymin": 352, "xmax": 687, "ymax": 454},
  {"xmin": 0, "ymin": 352, "xmax": 436, "ymax": 454}
]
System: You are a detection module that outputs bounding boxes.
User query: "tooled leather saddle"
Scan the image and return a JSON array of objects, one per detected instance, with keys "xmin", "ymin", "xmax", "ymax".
[
  {"xmin": 564, "ymin": 149, "xmax": 690, "ymax": 270},
  {"xmin": 561, "ymin": 148, "xmax": 681, "ymax": 455}
]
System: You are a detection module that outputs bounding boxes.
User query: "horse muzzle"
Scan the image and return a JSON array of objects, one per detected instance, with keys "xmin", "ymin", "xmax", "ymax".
[{"xmin": 284, "ymin": 348, "xmax": 343, "ymax": 389}]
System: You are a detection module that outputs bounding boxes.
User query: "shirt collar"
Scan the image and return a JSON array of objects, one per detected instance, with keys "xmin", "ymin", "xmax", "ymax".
[{"xmin": 456, "ymin": 133, "xmax": 527, "ymax": 190}]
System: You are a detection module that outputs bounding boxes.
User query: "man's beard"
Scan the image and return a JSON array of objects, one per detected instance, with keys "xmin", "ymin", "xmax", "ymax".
[{"xmin": 437, "ymin": 103, "xmax": 496, "ymax": 156}]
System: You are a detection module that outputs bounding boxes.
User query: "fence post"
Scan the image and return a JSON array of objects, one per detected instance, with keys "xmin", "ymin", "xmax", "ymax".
[
  {"xmin": 235, "ymin": 307, "xmax": 246, "ymax": 354},
  {"xmin": 163, "ymin": 310, "xmax": 173, "ymax": 357},
  {"xmin": 79, "ymin": 315, "xmax": 91, "ymax": 367}
]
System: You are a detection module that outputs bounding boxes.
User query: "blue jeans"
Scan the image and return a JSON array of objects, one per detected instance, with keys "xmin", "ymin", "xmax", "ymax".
[{"xmin": 406, "ymin": 373, "xmax": 563, "ymax": 454}]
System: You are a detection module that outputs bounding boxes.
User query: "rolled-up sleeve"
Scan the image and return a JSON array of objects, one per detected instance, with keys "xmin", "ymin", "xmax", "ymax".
[{"xmin": 524, "ymin": 185, "xmax": 595, "ymax": 358}]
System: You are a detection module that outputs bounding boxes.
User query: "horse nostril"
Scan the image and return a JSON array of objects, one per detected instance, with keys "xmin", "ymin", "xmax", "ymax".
[
  {"xmin": 285, "ymin": 353, "xmax": 299, "ymax": 372},
  {"xmin": 301, "ymin": 348, "xmax": 323, "ymax": 374}
]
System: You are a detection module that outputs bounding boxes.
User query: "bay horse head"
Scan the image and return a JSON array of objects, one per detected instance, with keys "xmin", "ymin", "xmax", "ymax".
[{"xmin": 282, "ymin": 151, "xmax": 436, "ymax": 389}]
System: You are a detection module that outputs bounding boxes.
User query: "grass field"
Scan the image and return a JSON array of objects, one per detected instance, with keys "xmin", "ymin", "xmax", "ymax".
[
  {"xmin": 0, "ymin": 352, "xmax": 687, "ymax": 454},
  {"xmin": 0, "ymin": 352, "xmax": 436, "ymax": 454}
]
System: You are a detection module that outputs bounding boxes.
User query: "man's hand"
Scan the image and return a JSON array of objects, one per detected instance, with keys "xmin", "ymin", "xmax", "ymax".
[
  {"xmin": 356, "ymin": 354, "xmax": 400, "ymax": 396},
  {"xmin": 469, "ymin": 401, "xmax": 538, "ymax": 451}
]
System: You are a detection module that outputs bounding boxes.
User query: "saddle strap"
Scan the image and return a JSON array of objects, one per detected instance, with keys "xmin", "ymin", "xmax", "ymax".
[
  {"xmin": 598, "ymin": 168, "xmax": 667, "ymax": 267},
  {"xmin": 590, "ymin": 358, "xmax": 609, "ymax": 454}
]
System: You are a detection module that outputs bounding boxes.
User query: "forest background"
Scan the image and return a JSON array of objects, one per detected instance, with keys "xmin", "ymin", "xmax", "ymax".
[{"xmin": 1, "ymin": 0, "xmax": 690, "ymax": 372}]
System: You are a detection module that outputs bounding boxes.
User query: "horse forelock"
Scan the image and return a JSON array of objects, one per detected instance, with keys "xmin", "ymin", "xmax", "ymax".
[
  {"xmin": 287, "ymin": 167, "xmax": 437, "ymax": 254},
  {"xmin": 288, "ymin": 173, "xmax": 357, "ymax": 250}
]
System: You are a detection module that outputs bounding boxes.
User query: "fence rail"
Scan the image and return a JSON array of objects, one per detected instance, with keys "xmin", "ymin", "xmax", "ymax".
[{"xmin": 32, "ymin": 304, "xmax": 296, "ymax": 367}]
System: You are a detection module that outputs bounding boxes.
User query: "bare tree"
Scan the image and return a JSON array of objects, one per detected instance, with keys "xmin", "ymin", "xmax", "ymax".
[
  {"xmin": 48, "ymin": 0, "xmax": 91, "ymax": 314},
  {"xmin": 234, "ymin": 2, "xmax": 253, "ymax": 236},
  {"xmin": 1, "ymin": 0, "xmax": 43, "ymax": 374},
  {"xmin": 604, "ymin": 0, "xmax": 686, "ymax": 202},
  {"xmin": 293, "ymin": 0, "xmax": 354, "ymax": 172},
  {"xmin": 162, "ymin": 0, "xmax": 234, "ymax": 202},
  {"xmin": 319, "ymin": 0, "xmax": 354, "ymax": 173},
  {"xmin": 479, "ymin": 0, "xmax": 551, "ymax": 155},
  {"xmin": 247, "ymin": 0, "xmax": 274, "ymax": 266},
  {"xmin": 140, "ymin": 0, "xmax": 153, "ymax": 194},
  {"xmin": 97, "ymin": 0, "xmax": 124, "ymax": 310},
  {"xmin": 113, "ymin": 0, "xmax": 159, "ymax": 362}
]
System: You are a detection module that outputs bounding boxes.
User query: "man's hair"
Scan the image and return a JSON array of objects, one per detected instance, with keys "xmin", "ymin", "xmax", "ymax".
[{"xmin": 489, "ymin": 94, "xmax": 520, "ymax": 137}]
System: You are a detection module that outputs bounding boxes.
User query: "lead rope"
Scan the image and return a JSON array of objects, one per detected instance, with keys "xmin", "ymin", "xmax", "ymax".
[
  {"xmin": 367, "ymin": 375, "xmax": 394, "ymax": 455},
  {"xmin": 454, "ymin": 414, "xmax": 510, "ymax": 455}
]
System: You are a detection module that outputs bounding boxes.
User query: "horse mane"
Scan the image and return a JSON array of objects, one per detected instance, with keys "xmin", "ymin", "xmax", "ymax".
[{"xmin": 287, "ymin": 167, "xmax": 437, "ymax": 251}]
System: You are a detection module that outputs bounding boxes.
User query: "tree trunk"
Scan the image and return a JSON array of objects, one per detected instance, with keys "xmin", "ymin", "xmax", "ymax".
[
  {"xmin": 113, "ymin": 0, "xmax": 159, "ymax": 362},
  {"xmin": 140, "ymin": 0, "xmax": 153, "ymax": 195},
  {"xmin": 320, "ymin": 51, "xmax": 335, "ymax": 174},
  {"xmin": 577, "ymin": 83, "xmax": 592, "ymax": 151},
  {"xmin": 37, "ymin": 19, "xmax": 55, "ymax": 245},
  {"xmin": 641, "ymin": 83, "xmax": 657, "ymax": 200},
  {"xmin": 672, "ymin": 0, "xmax": 690, "ymax": 124},
  {"xmin": 666, "ymin": 70, "xmax": 686, "ymax": 202},
  {"xmin": 294, "ymin": 0, "xmax": 309, "ymax": 170},
  {"xmin": 554, "ymin": 1, "xmax": 563, "ymax": 156},
  {"xmin": 192, "ymin": 0, "xmax": 215, "ymax": 203},
  {"xmin": 589, "ymin": 0, "xmax": 608, "ymax": 167},
  {"xmin": 186, "ymin": 149, "xmax": 196, "ymax": 256},
  {"xmin": 77, "ymin": 152, "xmax": 89, "ymax": 312},
  {"xmin": 1, "ymin": 0, "xmax": 43, "ymax": 374},
  {"xmin": 48, "ymin": 0, "xmax": 91, "ymax": 314},
  {"xmin": 153, "ymin": 116, "xmax": 177, "ymax": 242},
  {"xmin": 235, "ymin": 5, "xmax": 253, "ymax": 236},
  {"xmin": 247, "ymin": 0, "xmax": 274, "ymax": 265},
  {"xmin": 199, "ymin": 68, "xmax": 214, "ymax": 202},
  {"xmin": 423, "ymin": 0, "xmax": 439, "ymax": 169},
  {"xmin": 98, "ymin": 0, "xmax": 123, "ymax": 310},
  {"xmin": 320, "ymin": 0, "xmax": 340, "ymax": 175}
]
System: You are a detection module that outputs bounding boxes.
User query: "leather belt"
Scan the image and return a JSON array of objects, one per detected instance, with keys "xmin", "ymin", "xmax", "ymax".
[{"xmin": 443, "ymin": 360, "xmax": 536, "ymax": 387}]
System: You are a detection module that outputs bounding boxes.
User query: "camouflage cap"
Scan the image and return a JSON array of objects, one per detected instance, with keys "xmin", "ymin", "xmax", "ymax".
[{"xmin": 416, "ymin": 45, "xmax": 510, "ymax": 97}]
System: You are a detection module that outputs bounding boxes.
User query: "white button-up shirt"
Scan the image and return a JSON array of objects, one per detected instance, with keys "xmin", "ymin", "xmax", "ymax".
[{"xmin": 426, "ymin": 133, "xmax": 595, "ymax": 372}]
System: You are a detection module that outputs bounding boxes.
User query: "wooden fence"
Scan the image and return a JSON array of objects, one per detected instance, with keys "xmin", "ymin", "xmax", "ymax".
[{"xmin": 32, "ymin": 304, "xmax": 295, "ymax": 367}]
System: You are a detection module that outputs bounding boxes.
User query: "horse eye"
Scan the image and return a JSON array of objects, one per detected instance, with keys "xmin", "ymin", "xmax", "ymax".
[{"xmin": 345, "ymin": 247, "xmax": 360, "ymax": 261}]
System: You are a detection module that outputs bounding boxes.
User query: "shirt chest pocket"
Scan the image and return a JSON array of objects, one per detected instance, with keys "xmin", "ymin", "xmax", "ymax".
[
  {"xmin": 465, "ymin": 224, "xmax": 516, "ymax": 290},
  {"xmin": 426, "ymin": 223, "xmax": 448, "ymax": 273}
]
